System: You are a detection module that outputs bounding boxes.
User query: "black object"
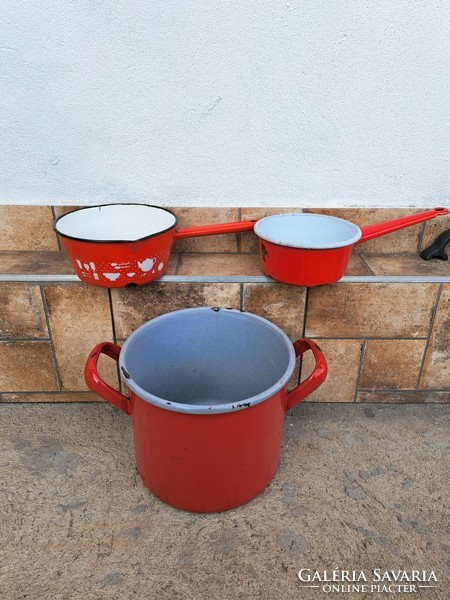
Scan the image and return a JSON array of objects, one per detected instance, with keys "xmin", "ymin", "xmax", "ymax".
[{"xmin": 420, "ymin": 229, "xmax": 450, "ymax": 261}]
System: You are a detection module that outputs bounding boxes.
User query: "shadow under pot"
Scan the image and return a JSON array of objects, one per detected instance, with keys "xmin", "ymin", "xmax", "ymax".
[
  {"xmin": 84, "ymin": 307, "xmax": 327, "ymax": 513},
  {"xmin": 53, "ymin": 204, "xmax": 255, "ymax": 288}
]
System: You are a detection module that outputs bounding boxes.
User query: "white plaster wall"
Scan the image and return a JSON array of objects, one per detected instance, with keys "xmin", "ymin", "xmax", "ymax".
[{"xmin": 1, "ymin": 1, "xmax": 449, "ymax": 207}]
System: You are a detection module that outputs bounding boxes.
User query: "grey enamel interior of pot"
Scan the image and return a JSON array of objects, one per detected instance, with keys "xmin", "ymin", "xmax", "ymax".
[{"xmin": 119, "ymin": 308, "xmax": 295, "ymax": 414}]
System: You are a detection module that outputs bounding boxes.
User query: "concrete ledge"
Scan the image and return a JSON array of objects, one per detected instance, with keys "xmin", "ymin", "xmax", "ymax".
[
  {"xmin": 1, "ymin": 273, "xmax": 450, "ymax": 284},
  {"xmin": 0, "ymin": 250, "xmax": 449, "ymax": 283}
]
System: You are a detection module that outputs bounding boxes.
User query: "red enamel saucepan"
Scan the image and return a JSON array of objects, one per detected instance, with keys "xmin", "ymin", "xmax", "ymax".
[
  {"xmin": 53, "ymin": 204, "xmax": 256, "ymax": 287},
  {"xmin": 251, "ymin": 207, "xmax": 449, "ymax": 286}
]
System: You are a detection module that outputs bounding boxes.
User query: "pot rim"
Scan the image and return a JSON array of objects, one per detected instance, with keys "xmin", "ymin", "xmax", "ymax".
[
  {"xmin": 53, "ymin": 203, "xmax": 179, "ymax": 244},
  {"xmin": 119, "ymin": 307, "xmax": 296, "ymax": 414},
  {"xmin": 254, "ymin": 212, "xmax": 362, "ymax": 249}
]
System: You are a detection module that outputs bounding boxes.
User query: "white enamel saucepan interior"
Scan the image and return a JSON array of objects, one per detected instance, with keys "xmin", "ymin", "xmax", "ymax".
[
  {"xmin": 254, "ymin": 213, "xmax": 362, "ymax": 249},
  {"xmin": 55, "ymin": 204, "xmax": 178, "ymax": 242}
]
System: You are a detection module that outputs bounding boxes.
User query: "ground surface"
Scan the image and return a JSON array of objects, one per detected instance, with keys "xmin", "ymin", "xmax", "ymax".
[{"xmin": 0, "ymin": 403, "xmax": 448, "ymax": 600}]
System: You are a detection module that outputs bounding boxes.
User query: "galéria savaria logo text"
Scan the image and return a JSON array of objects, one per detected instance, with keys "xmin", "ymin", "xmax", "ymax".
[{"xmin": 298, "ymin": 568, "xmax": 439, "ymax": 594}]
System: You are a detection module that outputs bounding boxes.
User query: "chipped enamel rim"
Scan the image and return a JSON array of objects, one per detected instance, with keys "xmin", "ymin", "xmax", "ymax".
[
  {"xmin": 119, "ymin": 308, "xmax": 296, "ymax": 415},
  {"xmin": 254, "ymin": 213, "xmax": 362, "ymax": 249},
  {"xmin": 53, "ymin": 203, "xmax": 178, "ymax": 243}
]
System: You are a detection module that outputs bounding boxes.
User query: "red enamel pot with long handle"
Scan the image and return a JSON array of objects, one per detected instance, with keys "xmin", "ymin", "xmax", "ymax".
[
  {"xmin": 84, "ymin": 308, "xmax": 327, "ymax": 513},
  {"xmin": 54, "ymin": 204, "xmax": 256, "ymax": 287},
  {"xmin": 253, "ymin": 207, "xmax": 449, "ymax": 286}
]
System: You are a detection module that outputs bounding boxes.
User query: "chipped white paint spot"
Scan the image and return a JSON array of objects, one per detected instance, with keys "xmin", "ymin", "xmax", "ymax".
[
  {"xmin": 158, "ymin": 262, "xmax": 164, "ymax": 271},
  {"xmin": 93, "ymin": 273, "xmax": 99, "ymax": 280},
  {"xmin": 127, "ymin": 273, "xmax": 136, "ymax": 277},
  {"xmin": 76, "ymin": 259, "xmax": 82, "ymax": 269},
  {"xmin": 103, "ymin": 273, "xmax": 120, "ymax": 281},
  {"xmin": 138, "ymin": 258, "xmax": 155, "ymax": 272},
  {"xmin": 90, "ymin": 262, "xmax": 96, "ymax": 271},
  {"xmin": 84, "ymin": 263, "xmax": 90, "ymax": 271}
]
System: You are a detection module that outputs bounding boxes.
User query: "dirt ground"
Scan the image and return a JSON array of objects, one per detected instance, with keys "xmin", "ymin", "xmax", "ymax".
[{"xmin": 0, "ymin": 402, "xmax": 448, "ymax": 600}]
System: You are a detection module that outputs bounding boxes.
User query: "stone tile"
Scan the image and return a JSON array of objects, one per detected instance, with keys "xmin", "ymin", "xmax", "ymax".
[
  {"xmin": 0, "ymin": 284, "xmax": 48, "ymax": 339},
  {"xmin": 240, "ymin": 208, "xmax": 302, "ymax": 253},
  {"xmin": 345, "ymin": 254, "xmax": 372, "ymax": 276},
  {"xmin": 360, "ymin": 340, "xmax": 426, "ymax": 389},
  {"xmin": 306, "ymin": 283, "xmax": 439, "ymax": 338},
  {"xmin": 357, "ymin": 391, "xmax": 450, "ymax": 403},
  {"xmin": 419, "ymin": 285, "xmax": 450, "ymax": 389},
  {"xmin": 420, "ymin": 212, "xmax": 450, "ymax": 252},
  {"xmin": 43, "ymin": 284, "xmax": 117, "ymax": 391},
  {"xmin": 161, "ymin": 253, "xmax": 178, "ymax": 275},
  {"xmin": 363, "ymin": 253, "xmax": 450, "ymax": 277},
  {"xmin": 300, "ymin": 339, "xmax": 363, "ymax": 402},
  {"xmin": 111, "ymin": 283, "xmax": 241, "ymax": 338},
  {"xmin": 243, "ymin": 280, "xmax": 303, "ymax": 392},
  {"xmin": 304, "ymin": 208, "xmax": 422, "ymax": 254},
  {"xmin": 242, "ymin": 283, "xmax": 306, "ymax": 341},
  {"xmin": 0, "ymin": 342, "xmax": 58, "ymax": 391},
  {"xmin": 0, "ymin": 251, "xmax": 74, "ymax": 275},
  {"xmin": 0, "ymin": 392, "xmax": 99, "ymax": 403},
  {"xmin": 172, "ymin": 208, "xmax": 240, "ymax": 253},
  {"xmin": 177, "ymin": 253, "xmax": 262, "ymax": 276},
  {"xmin": 0, "ymin": 206, "xmax": 58, "ymax": 251},
  {"xmin": 52, "ymin": 206, "xmax": 81, "ymax": 218}
]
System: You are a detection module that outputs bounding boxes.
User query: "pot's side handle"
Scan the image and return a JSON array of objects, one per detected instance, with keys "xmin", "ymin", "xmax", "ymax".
[
  {"xmin": 285, "ymin": 340, "xmax": 328, "ymax": 412},
  {"xmin": 357, "ymin": 207, "xmax": 449, "ymax": 244},
  {"xmin": 84, "ymin": 342, "xmax": 132, "ymax": 415}
]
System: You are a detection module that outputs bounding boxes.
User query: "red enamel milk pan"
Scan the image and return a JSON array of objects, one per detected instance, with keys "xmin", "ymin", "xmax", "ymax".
[
  {"xmin": 252, "ymin": 207, "xmax": 449, "ymax": 286},
  {"xmin": 53, "ymin": 204, "xmax": 256, "ymax": 287}
]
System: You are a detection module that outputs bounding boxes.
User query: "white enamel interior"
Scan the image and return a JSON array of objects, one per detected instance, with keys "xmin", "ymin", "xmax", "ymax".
[
  {"xmin": 55, "ymin": 205, "xmax": 177, "ymax": 241},
  {"xmin": 254, "ymin": 213, "xmax": 362, "ymax": 249}
]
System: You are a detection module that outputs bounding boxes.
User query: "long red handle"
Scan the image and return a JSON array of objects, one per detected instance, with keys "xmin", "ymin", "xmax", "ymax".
[
  {"xmin": 285, "ymin": 339, "xmax": 328, "ymax": 411},
  {"xmin": 357, "ymin": 207, "xmax": 448, "ymax": 244},
  {"xmin": 84, "ymin": 342, "xmax": 131, "ymax": 415},
  {"xmin": 173, "ymin": 220, "xmax": 257, "ymax": 240}
]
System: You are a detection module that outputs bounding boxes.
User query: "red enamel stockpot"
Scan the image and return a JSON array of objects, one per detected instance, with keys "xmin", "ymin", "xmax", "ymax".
[
  {"xmin": 53, "ymin": 204, "xmax": 256, "ymax": 288},
  {"xmin": 84, "ymin": 308, "xmax": 327, "ymax": 513},
  {"xmin": 252, "ymin": 207, "xmax": 449, "ymax": 286}
]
